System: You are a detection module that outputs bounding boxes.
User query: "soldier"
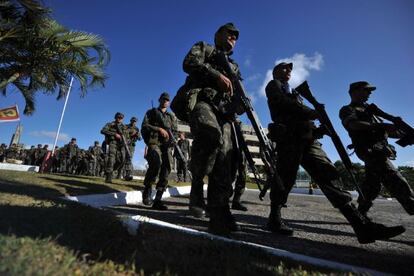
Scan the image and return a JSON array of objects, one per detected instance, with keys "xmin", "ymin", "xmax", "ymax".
[
  {"xmin": 141, "ymin": 92, "xmax": 177, "ymax": 210},
  {"xmin": 88, "ymin": 141, "xmax": 104, "ymax": 176},
  {"xmin": 0, "ymin": 143, "xmax": 7, "ymax": 162},
  {"xmin": 101, "ymin": 112, "xmax": 128, "ymax": 183},
  {"xmin": 183, "ymin": 23, "xmax": 241, "ymax": 234},
  {"xmin": 5, "ymin": 143, "xmax": 19, "ymax": 160},
  {"xmin": 63, "ymin": 138, "xmax": 79, "ymax": 174},
  {"xmin": 174, "ymin": 132, "xmax": 190, "ymax": 182},
  {"xmin": 124, "ymin": 116, "xmax": 142, "ymax": 181},
  {"xmin": 265, "ymin": 62, "xmax": 405, "ymax": 243},
  {"xmin": 33, "ymin": 144, "xmax": 43, "ymax": 166},
  {"xmin": 339, "ymin": 81, "xmax": 414, "ymax": 216}
]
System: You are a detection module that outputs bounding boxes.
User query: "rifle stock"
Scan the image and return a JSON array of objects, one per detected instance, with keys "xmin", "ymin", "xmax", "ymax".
[
  {"xmin": 217, "ymin": 51, "xmax": 285, "ymax": 200},
  {"xmin": 295, "ymin": 81, "xmax": 365, "ymax": 200},
  {"xmin": 116, "ymin": 124, "xmax": 132, "ymax": 161}
]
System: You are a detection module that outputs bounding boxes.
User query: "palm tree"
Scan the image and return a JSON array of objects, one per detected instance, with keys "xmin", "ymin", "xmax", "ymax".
[{"xmin": 0, "ymin": 0, "xmax": 110, "ymax": 115}]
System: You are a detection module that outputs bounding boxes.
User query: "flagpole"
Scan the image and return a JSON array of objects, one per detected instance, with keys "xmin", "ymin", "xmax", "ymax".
[{"xmin": 52, "ymin": 77, "xmax": 74, "ymax": 155}]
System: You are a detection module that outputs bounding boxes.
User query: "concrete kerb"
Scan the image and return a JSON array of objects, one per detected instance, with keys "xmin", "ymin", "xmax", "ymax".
[
  {"xmin": 0, "ymin": 163, "xmax": 39, "ymax": 172},
  {"xmin": 64, "ymin": 186, "xmax": 390, "ymax": 275},
  {"xmin": 120, "ymin": 215, "xmax": 389, "ymax": 276}
]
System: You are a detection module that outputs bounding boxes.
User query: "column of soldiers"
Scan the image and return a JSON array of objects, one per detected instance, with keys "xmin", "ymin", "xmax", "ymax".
[{"xmin": 173, "ymin": 22, "xmax": 412, "ymax": 243}]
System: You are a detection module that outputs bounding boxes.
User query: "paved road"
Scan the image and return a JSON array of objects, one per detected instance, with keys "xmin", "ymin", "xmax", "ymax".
[{"xmin": 111, "ymin": 190, "xmax": 414, "ymax": 275}]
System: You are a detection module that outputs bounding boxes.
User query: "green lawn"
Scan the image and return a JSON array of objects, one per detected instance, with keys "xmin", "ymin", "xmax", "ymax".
[{"xmin": 0, "ymin": 170, "xmax": 349, "ymax": 275}]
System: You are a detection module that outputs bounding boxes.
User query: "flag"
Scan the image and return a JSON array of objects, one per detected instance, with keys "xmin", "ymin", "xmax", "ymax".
[{"xmin": 0, "ymin": 105, "xmax": 20, "ymax": 122}]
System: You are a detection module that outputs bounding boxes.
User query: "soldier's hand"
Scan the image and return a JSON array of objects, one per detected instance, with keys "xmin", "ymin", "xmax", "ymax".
[
  {"xmin": 159, "ymin": 128, "xmax": 169, "ymax": 139},
  {"xmin": 217, "ymin": 74, "xmax": 233, "ymax": 96},
  {"xmin": 115, "ymin": 134, "xmax": 122, "ymax": 140}
]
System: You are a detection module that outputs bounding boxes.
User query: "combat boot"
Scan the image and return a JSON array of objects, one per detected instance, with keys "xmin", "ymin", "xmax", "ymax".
[
  {"xmin": 142, "ymin": 186, "xmax": 153, "ymax": 206},
  {"xmin": 224, "ymin": 207, "xmax": 241, "ymax": 232},
  {"xmin": 209, "ymin": 207, "xmax": 231, "ymax": 236},
  {"xmin": 105, "ymin": 173, "xmax": 113, "ymax": 184},
  {"xmin": 340, "ymin": 203, "xmax": 405, "ymax": 244},
  {"xmin": 123, "ymin": 175, "xmax": 133, "ymax": 181},
  {"xmin": 267, "ymin": 204, "xmax": 293, "ymax": 236},
  {"xmin": 189, "ymin": 205, "xmax": 205, "ymax": 218},
  {"xmin": 231, "ymin": 193, "xmax": 248, "ymax": 211},
  {"xmin": 152, "ymin": 190, "xmax": 168, "ymax": 210}
]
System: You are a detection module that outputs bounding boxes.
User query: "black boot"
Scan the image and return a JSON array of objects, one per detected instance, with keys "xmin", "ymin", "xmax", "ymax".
[
  {"xmin": 189, "ymin": 205, "xmax": 205, "ymax": 218},
  {"xmin": 105, "ymin": 173, "xmax": 113, "ymax": 184},
  {"xmin": 224, "ymin": 207, "xmax": 241, "ymax": 232},
  {"xmin": 142, "ymin": 186, "xmax": 153, "ymax": 206},
  {"xmin": 340, "ymin": 203, "xmax": 405, "ymax": 244},
  {"xmin": 267, "ymin": 204, "xmax": 293, "ymax": 236},
  {"xmin": 152, "ymin": 190, "xmax": 168, "ymax": 210},
  {"xmin": 209, "ymin": 207, "xmax": 231, "ymax": 236},
  {"xmin": 124, "ymin": 173, "xmax": 133, "ymax": 181},
  {"xmin": 232, "ymin": 193, "xmax": 248, "ymax": 211}
]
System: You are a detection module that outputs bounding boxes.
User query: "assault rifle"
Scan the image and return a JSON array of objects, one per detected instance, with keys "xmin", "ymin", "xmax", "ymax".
[
  {"xmin": 115, "ymin": 124, "xmax": 132, "ymax": 161},
  {"xmin": 367, "ymin": 104, "xmax": 414, "ymax": 147},
  {"xmin": 167, "ymin": 129, "xmax": 192, "ymax": 181},
  {"xmin": 231, "ymin": 122, "xmax": 267, "ymax": 194},
  {"xmin": 216, "ymin": 51, "xmax": 285, "ymax": 200},
  {"xmin": 295, "ymin": 81, "xmax": 365, "ymax": 199}
]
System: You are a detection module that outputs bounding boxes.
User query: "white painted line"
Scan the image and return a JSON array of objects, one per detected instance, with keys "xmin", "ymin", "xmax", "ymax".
[
  {"xmin": 120, "ymin": 215, "xmax": 389, "ymax": 276},
  {"xmin": 64, "ymin": 185, "xmax": 195, "ymax": 207},
  {"xmin": 0, "ymin": 163, "xmax": 39, "ymax": 172}
]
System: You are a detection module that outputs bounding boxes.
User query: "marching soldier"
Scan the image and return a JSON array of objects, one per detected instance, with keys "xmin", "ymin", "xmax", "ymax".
[
  {"xmin": 63, "ymin": 138, "xmax": 79, "ymax": 174},
  {"xmin": 183, "ymin": 23, "xmax": 242, "ymax": 234},
  {"xmin": 339, "ymin": 81, "xmax": 414, "ymax": 216},
  {"xmin": 141, "ymin": 92, "xmax": 177, "ymax": 210},
  {"xmin": 101, "ymin": 112, "xmax": 128, "ymax": 183},
  {"xmin": 124, "ymin": 116, "xmax": 142, "ymax": 181},
  {"xmin": 174, "ymin": 132, "xmax": 190, "ymax": 182},
  {"xmin": 88, "ymin": 141, "xmax": 104, "ymax": 176},
  {"xmin": 265, "ymin": 62, "xmax": 405, "ymax": 243}
]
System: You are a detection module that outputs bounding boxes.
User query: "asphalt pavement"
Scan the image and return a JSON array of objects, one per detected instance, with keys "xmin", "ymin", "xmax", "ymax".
[{"xmin": 111, "ymin": 190, "xmax": 414, "ymax": 275}]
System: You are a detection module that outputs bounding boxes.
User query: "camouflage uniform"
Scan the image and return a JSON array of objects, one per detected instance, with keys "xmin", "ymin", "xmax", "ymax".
[
  {"xmin": 265, "ymin": 69, "xmax": 405, "ymax": 243},
  {"xmin": 339, "ymin": 82, "xmax": 414, "ymax": 215},
  {"xmin": 183, "ymin": 23, "xmax": 241, "ymax": 233},
  {"xmin": 0, "ymin": 144, "xmax": 7, "ymax": 162},
  {"xmin": 141, "ymin": 98, "xmax": 177, "ymax": 208},
  {"xmin": 88, "ymin": 142, "xmax": 104, "ymax": 176},
  {"xmin": 33, "ymin": 144, "xmax": 43, "ymax": 166},
  {"xmin": 124, "ymin": 117, "xmax": 142, "ymax": 180},
  {"xmin": 5, "ymin": 143, "xmax": 19, "ymax": 160},
  {"xmin": 174, "ymin": 136, "xmax": 190, "ymax": 181},
  {"xmin": 101, "ymin": 113, "xmax": 128, "ymax": 183},
  {"xmin": 63, "ymin": 139, "xmax": 79, "ymax": 173}
]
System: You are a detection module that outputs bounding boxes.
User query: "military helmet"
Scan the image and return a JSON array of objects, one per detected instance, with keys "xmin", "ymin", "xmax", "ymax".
[
  {"xmin": 349, "ymin": 81, "xmax": 376, "ymax": 93},
  {"xmin": 159, "ymin": 92, "xmax": 170, "ymax": 101},
  {"xmin": 273, "ymin": 62, "xmax": 293, "ymax": 75},
  {"xmin": 216, "ymin": 23, "xmax": 239, "ymax": 39},
  {"xmin": 114, "ymin": 112, "xmax": 124, "ymax": 119},
  {"xmin": 130, "ymin": 116, "xmax": 138, "ymax": 122},
  {"xmin": 94, "ymin": 140, "xmax": 99, "ymax": 145}
]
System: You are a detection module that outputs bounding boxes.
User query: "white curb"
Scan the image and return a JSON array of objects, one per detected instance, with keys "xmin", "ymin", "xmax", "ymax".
[
  {"xmin": 0, "ymin": 163, "xmax": 39, "ymax": 172},
  {"xmin": 120, "ymin": 215, "xmax": 389, "ymax": 276}
]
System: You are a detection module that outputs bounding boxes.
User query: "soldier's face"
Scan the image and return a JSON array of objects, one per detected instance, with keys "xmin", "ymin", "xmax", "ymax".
[
  {"xmin": 116, "ymin": 116, "xmax": 124, "ymax": 123},
  {"xmin": 160, "ymin": 99, "xmax": 170, "ymax": 109},
  {"xmin": 216, "ymin": 29, "xmax": 237, "ymax": 51},
  {"xmin": 274, "ymin": 67, "xmax": 291, "ymax": 82},
  {"xmin": 352, "ymin": 89, "xmax": 372, "ymax": 103}
]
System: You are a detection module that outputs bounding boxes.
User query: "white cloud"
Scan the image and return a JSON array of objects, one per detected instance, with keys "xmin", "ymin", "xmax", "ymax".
[
  {"xmin": 258, "ymin": 52, "xmax": 324, "ymax": 96},
  {"xmin": 244, "ymin": 56, "xmax": 252, "ymax": 67},
  {"xmin": 244, "ymin": 73, "xmax": 261, "ymax": 83},
  {"xmin": 29, "ymin": 131, "xmax": 70, "ymax": 142}
]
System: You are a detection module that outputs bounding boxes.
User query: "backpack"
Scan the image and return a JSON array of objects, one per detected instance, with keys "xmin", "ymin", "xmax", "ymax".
[{"xmin": 170, "ymin": 42, "xmax": 215, "ymax": 122}]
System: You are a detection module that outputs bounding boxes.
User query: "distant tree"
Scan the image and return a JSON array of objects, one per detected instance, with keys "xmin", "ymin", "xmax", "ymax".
[
  {"xmin": 398, "ymin": 166, "xmax": 414, "ymax": 190},
  {"xmin": 0, "ymin": 0, "xmax": 110, "ymax": 114},
  {"xmin": 333, "ymin": 160, "xmax": 365, "ymax": 191}
]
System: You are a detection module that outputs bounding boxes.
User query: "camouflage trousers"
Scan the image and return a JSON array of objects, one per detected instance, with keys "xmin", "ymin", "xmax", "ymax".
[
  {"xmin": 272, "ymin": 139, "xmax": 352, "ymax": 208},
  {"xmin": 105, "ymin": 143, "xmax": 126, "ymax": 175},
  {"xmin": 143, "ymin": 144, "xmax": 173, "ymax": 192},
  {"xmin": 356, "ymin": 150, "xmax": 414, "ymax": 215},
  {"xmin": 176, "ymin": 158, "xmax": 188, "ymax": 181},
  {"xmin": 123, "ymin": 146, "xmax": 135, "ymax": 176},
  {"xmin": 189, "ymin": 101, "xmax": 234, "ymax": 208}
]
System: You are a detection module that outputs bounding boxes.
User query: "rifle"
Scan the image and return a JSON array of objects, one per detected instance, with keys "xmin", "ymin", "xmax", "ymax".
[
  {"xmin": 295, "ymin": 81, "xmax": 365, "ymax": 199},
  {"xmin": 216, "ymin": 51, "xmax": 285, "ymax": 200},
  {"xmin": 115, "ymin": 124, "xmax": 132, "ymax": 161},
  {"xmin": 167, "ymin": 129, "xmax": 192, "ymax": 181},
  {"xmin": 231, "ymin": 122, "xmax": 266, "ymax": 193},
  {"xmin": 367, "ymin": 104, "xmax": 414, "ymax": 147}
]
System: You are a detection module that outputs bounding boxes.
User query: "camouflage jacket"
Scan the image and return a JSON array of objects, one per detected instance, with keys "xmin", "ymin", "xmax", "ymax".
[
  {"xmin": 101, "ymin": 121, "xmax": 128, "ymax": 146},
  {"xmin": 183, "ymin": 41, "xmax": 241, "ymax": 110},
  {"xmin": 339, "ymin": 102, "xmax": 387, "ymax": 149},
  {"xmin": 265, "ymin": 79, "xmax": 317, "ymax": 140},
  {"xmin": 63, "ymin": 143, "xmax": 79, "ymax": 159},
  {"xmin": 141, "ymin": 107, "xmax": 177, "ymax": 146},
  {"xmin": 125, "ymin": 123, "xmax": 141, "ymax": 147},
  {"xmin": 88, "ymin": 145, "xmax": 103, "ymax": 159}
]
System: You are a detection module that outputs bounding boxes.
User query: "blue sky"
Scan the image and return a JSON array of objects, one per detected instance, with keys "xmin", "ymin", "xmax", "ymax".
[{"xmin": 1, "ymin": 0, "xmax": 413, "ymax": 168}]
